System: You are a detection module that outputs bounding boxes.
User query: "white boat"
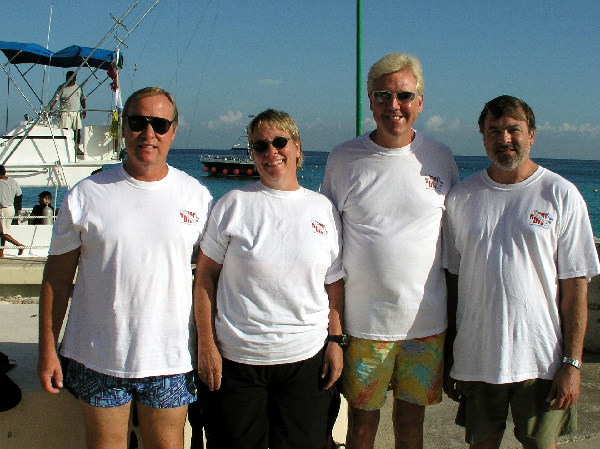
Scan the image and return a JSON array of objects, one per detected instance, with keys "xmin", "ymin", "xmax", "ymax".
[
  {"xmin": 0, "ymin": 42, "xmax": 123, "ymax": 189},
  {"xmin": 0, "ymin": 41, "xmax": 124, "ymax": 256},
  {"xmin": 199, "ymin": 117, "xmax": 259, "ymax": 177}
]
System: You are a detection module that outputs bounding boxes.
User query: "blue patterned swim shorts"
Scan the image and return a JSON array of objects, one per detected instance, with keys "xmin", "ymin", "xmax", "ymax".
[{"xmin": 63, "ymin": 358, "xmax": 197, "ymax": 408}]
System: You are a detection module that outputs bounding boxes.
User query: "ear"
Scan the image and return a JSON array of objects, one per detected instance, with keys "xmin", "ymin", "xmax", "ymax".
[
  {"xmin": 416, "ymin": 94, "xmax": 424, "ymax": 113},
  {"xmin": 529, "ymin": 129, "xmax": 535, "ymax": 145},
  {"xmin": 170, "ymin": 124, "xmax": 178, "ymax": 142}
]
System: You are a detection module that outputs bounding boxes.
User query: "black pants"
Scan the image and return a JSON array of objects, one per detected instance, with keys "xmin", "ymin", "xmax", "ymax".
[{"xmin": 200, "ymin": 348, "xmax": 334, "ymax": 449}]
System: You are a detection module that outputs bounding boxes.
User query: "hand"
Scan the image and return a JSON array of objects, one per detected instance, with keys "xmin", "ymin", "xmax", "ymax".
[
  {"xmin": 81, "ymin": 110, "xmax": 87, "ymax": 119},
  {"xmin": 197, "ymin": 341, "xmax": 222, "ymax": 391},
  {"xmin": 37, "ymin": 348, "xmax": 63, "ymax": 394},
  {"xmin": 547, "ymin": 364, "xmax": 581, "ymax": 410},
  {"xmin": 443, "ymin": 374, "xmax": 460, "ymax": 402},
  {"xmin": 321, "ymin": 342, "xmax": 343, "ymax": 390}
]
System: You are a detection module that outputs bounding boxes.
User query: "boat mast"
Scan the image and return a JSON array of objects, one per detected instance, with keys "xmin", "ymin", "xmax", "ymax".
[
  {"xmin": 41, "ymin": 3, "xmax": 54, "ymax": 106},
  {"xmin": 356, "ymin": 0, "xmax": 362, "ymax": 136}
]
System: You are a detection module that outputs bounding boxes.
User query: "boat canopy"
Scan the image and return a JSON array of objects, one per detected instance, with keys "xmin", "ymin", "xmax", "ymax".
[{"xmin": 0, "ymin": 41, "xmax": 121, "ymax": 70}]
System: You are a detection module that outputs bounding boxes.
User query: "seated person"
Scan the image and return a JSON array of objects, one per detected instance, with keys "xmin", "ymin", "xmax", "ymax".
[{"xmin": 29, "ymin": 191, "xmax": 54, "ymax": 225}]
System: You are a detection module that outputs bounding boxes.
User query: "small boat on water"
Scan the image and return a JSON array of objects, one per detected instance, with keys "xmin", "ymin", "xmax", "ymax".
[{"xmin": 199, "ymin": 121, "xmax": 259, "ymax": 177}]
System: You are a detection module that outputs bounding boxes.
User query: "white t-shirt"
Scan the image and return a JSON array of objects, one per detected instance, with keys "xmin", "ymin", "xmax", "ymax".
[
  {"xmin": 53, "ymin": 84, "xmax": 86, "ymax": 112},
  {"xmin": 443, "ymin": 167, "xmax": 600, "ymax": 384},
  {"xmin": 321, "ymin": 131, "xmax": 459, "ymax": 340},
  {"xmin": 52, "ymin": 164, "xmax": 213, "ymax": 378},
  {"xmin": 200, "ymin": 182, "xmax": 344, "ymax": 365},
  {"xmin": 0, "ymin": 177, "xmax": 21, "ymax": 207}
]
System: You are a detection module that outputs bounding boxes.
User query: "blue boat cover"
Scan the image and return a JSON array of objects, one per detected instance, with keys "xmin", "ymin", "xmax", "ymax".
[{"xmin": 0, "ymin": 41, "xmax": 121, "ymax": 70}]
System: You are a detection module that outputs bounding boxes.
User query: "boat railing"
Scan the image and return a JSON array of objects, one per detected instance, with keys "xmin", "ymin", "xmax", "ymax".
[{"xmin": 0, "ymin": 211, "xmax": 55, "ymax": 254}]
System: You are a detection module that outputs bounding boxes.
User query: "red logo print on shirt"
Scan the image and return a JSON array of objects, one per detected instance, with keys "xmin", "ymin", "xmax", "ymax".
[
  {"xmin": 311, "ymin": 219, "xmax": 328, "ymax": 236},
  {"xmin": 180, "ymin": 209, "xmax": 200, "ymax": 225},
  {"xmin": 529, "ymin": 209, "xmax": 554, "ymax": 229},
  {"xmin": 424, "ymin": 174, "xmax": 443, "ymax": 191}
]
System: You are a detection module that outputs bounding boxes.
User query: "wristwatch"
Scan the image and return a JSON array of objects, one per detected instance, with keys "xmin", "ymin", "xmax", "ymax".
[
  {"xmin": 562, "ymin": 357, "xmax": 583, "ymax": 370},
  {"xmin": 327, "ymin": 334, "xmax": 349, "ymax": 348}
]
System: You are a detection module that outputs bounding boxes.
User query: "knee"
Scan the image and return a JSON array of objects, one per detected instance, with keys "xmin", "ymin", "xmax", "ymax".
[
  {"xmin": 348, "ymin": 406, "xmax": 380, "ymax": 431},
  {"xmin": 392, "ymin": 400, "xmax": 425, "ymax": 429}
]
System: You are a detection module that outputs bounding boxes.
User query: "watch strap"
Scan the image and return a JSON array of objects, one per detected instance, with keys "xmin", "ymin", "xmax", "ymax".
[{"xmin": 562, "ymin": 357, "xmax": 582, "ymax": 370}]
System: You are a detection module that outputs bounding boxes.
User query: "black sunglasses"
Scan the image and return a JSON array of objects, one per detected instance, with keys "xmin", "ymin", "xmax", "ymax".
[
  {"xmin": 372, "ymin": 91, "xmax": 417, "ymax": 104},
  {"xmin": 251, "ymin": 136, "xmax": 292, "ymax": 153},
  {"xmin": 125, "ymin": 115, "xmax": 174, "ymax": 134}
]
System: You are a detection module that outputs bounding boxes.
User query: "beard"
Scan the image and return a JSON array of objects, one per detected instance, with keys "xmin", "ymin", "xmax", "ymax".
[{"xmin": 492, "ymin": 146, "xmax": 527, "ymax": 172}]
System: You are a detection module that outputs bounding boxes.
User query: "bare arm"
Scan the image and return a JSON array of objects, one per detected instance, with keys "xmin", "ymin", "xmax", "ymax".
[
  {"xmin": 193, "ymin": 251, "xmax": 223, "ymax": 391},
  {"xmin": 37, "ymin": 249, "xmax": 80, "ymax": 393},
  {"xmin": 321, "ymin": 278, "xmax": 345, "ymax": 390},
  {"xmin": 547, "ymin": 276, "xmax": 588, "ymax": 410},
  {"xmin": 443, "ymin": 270, "xmax": 460, "ymax": 401}
]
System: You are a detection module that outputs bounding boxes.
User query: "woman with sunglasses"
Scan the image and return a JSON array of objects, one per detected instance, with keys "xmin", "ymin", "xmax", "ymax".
[{"xmin": 193, "ymin": 109, "xmax": 345, "ymax": 449}]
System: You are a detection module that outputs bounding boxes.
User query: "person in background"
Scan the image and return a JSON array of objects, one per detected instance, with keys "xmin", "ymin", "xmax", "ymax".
[
  {"xmin": 321, "ymin": 52, "xmax": 459, "ymax": 449},
  {"xmin": 194, "ymin": 109, "xmax": 345, "ymax": 449},
  {"xmin": 443, "ymin": 95, "xmax": 600, "ymax": 449},
  {"xmin": 0, "ymin": 164, "xmax": 24, "ymax": 257},
  {"xmin": 49, "ymin": 70, "xmax": 87, "ymax": 153},
  {"xmin": 37, "ymin": 87, "xmax": 213, "ymax": 449},
  {"xmin": 29, "ymin": 190, "xmax": 54, "ymax": 225}
]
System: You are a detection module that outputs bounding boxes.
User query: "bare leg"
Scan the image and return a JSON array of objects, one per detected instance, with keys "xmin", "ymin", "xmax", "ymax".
[
  {"xmin": 392, "ymin": 398, "xmax": 425, "ymax": 449},
  {"xmin": 470, "ymin": 431, "xmax": 504, "ymax": 449},
  {"xmin": 0, "ymin": 233, "xmax": 24, "ymax": 255},
  {"xmin": 346, "ymin": 406, "xmax": 380, "ymax": 449},
  {"xmin": 76, "ymin": 129, "xmax": 84, "ymax": 154},
  {"xmin": 79, "ymin": 399, "xmax": 131, "ymax": 449},
  {"xmin": 137, "ymin": 402, "xmax": 189, "ymax": 449}
]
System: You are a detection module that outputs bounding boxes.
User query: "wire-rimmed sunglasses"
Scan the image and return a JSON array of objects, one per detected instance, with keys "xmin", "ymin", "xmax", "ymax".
[
  {"xmin": 125, "ymin": 115, "xmax": 175, "ymax": 134},
  {"xmin": 251, "ymin": 136, "xmax": 292, "ymax": 153},
  {"xmin": 372, "ymin": 91, "xmax": 417, "ymax": 104}
]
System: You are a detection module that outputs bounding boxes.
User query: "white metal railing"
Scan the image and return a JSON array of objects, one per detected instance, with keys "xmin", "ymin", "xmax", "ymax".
[{"xmin": 0, "ymin": 213, "xmax": 54, "ymax": 252}]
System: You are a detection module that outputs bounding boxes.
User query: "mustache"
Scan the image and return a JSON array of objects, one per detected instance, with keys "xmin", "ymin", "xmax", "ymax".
[{"xmin": 495, "ymin": 144, "xmax": 518, "ymax": 152}]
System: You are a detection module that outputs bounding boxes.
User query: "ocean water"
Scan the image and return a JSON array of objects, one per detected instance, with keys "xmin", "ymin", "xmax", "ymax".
[{"xmin": 20, "ymin": 149, "xmax": 600, "ymax": 237}]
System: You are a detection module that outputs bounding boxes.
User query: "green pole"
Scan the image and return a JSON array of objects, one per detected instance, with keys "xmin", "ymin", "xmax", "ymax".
[{"xmin": 356, "ymin": 0, "xmax": 362, "ymax": 136}]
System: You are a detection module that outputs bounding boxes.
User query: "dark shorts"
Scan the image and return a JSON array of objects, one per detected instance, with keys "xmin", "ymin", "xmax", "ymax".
[
  {"xmin": 202, "ymin": 348, "xmax": 334, "ymax": 449},
  {"xmin": 63, "ymin": 358, "xmax": 197, "ymax": 409},
  {"xmin": 456, "ymin": 379, "xmax": 577, "ymax": 448}
]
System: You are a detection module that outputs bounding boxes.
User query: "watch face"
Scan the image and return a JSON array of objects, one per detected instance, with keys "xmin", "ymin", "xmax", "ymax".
[{"xmin": 328, "ymin": 334, "xmax": 348, "ymax": 347}]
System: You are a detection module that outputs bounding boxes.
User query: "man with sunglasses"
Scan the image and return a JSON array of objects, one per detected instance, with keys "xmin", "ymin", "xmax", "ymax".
[
  {"xmin": 38, "ymin": 87, "xmax": 213, "ymax": 449},
  {"xmin": 443, "ymin": 95, "xmax": 599, "ymax": 449},
  {"xmin": 321, "ymin": 52, "xmax": 459, "ymax": 449}
]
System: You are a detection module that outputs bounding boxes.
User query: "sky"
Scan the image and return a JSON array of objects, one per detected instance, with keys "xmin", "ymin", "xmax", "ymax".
[{"xmin": 1, "ymin": 0, "xmax": 599, "ymax": 160}]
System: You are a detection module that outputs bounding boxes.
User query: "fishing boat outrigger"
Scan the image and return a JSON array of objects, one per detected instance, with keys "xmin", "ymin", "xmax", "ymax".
[
  {"xmin": 0, "ymin": 41, "xmax": 124, "ymax": 189},
  {"xmin": 0, "ymin": 41, "xmax": 124, "ymax": 256}
]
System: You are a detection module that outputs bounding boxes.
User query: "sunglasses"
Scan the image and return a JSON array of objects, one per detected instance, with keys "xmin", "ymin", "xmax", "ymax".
[
  {"xmin": 251, "ymin": 136, "xmax": 292, "ymax": 153},
  {"xmin": 372, "ymin": 91, "xmax": 417, "ymax": 104},
  {"xmin": 125, "ymin": 115, "xmax": 174, "ymax": 134}
]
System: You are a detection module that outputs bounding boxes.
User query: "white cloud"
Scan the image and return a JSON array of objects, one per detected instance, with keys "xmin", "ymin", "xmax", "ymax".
[
  {"xmin": 425, "ymin": 115, "xmax": 460, "ymax": 132},
  {"xmin": 362, "ymin": 117, "xmax": 376, "ymax": 131},
  {"xmin": 536, "ymin": 121, "xmax": 600, "ymax": 134},
  {"xmin": 206, "ymin": 110, "xmax": 243, "ymax": 130}
]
